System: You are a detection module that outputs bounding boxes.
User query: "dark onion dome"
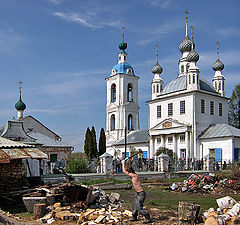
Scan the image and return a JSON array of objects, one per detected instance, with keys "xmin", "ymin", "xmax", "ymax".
[
  {"xmin": 179, "ymin": 35, "xmax": 195, "ymax": 53},
  {"xmin": 152, "ymin": 62, "xmax": 163, "ymax": 74},
  {"xmin": 15, "ymin": 98, "xmax": 26, "ymax": 110},
  {"xmin": 119, "ymin": 42, "xmax": 127, "ymax": 51},
  {"xmin": 187, "ymin": 48, "xmax": 199, "ymax": 62},
  {"xmin": 213, "ymin": 59, "xmax": 224, "ymax": 71}
]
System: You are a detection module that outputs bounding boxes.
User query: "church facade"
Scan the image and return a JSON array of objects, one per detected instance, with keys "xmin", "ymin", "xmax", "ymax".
[{"xmin": 105, "ymin": 16, "xmax": 240, "ymax": 164}]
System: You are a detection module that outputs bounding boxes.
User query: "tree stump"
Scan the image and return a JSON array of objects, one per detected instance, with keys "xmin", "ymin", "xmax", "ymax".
[
  {"xmin": 33, "ymin": 203, "xmax": 46, "ymax": 220},
  {"xmin": 178, "ymin": 202, "xmax": 200, "ymax": 225}
]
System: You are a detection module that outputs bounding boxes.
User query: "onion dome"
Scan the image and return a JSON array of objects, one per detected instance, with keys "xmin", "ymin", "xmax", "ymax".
[
  {"xmin": 119, "ymin": 42, "xmax": 127, "ymax": 51},
  {"xmin": 15, "ymin": 97, "xmax": 26, "ymax": 110},
  {"xmin": 152, "ymin": 62, "xmax": 163, "ymax": 74},
  {"xmin": 179, "ymin": 36, "xmax": 194, "ymax": 53},
  {"xmin": 187, "ymin": 48, "xmax": 199, "ymax": 62},
  {"xmin": 213, "ymin": 59, "xmax": 224, "ymax": 71}
]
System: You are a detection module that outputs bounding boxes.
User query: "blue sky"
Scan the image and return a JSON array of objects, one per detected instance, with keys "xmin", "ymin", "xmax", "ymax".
[{"xmin": 0, "ymin": 0, "xmax": 239, "ymax": 152}]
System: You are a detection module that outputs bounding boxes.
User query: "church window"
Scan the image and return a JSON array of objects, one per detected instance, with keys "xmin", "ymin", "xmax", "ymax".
[
  {"xmin": 156, "ymin": 84, "xmax": 159, "ymax": 93},
  {"xmin": 210, "ymin": 101, "xmax": 214, "ymax": 115},
  {"xmin": 153, "ymin": 85, "xmax": 155, "ymax": 93},
  {"xmin": 157, "ymin": 105, "xmax": 161, "ymax": 118},
  {"xmin": 180, "ymin": 100, "xmax": 185, "ymax": 114},
  {"xmin": 157, "ymin": 137, "xmax": 161, "ymax": 144},
  {"xmin": 124, "ymin": 56, "xmax": 126, "ymax": 61},
  {"xmin": 160, "ymin": 84, "xmax": 163, "ymax": 92},
  {"xmin": 193, "ymin": 74, "xmax": 195, "ymax": 84},
  {"xmin": 214, "ymin": 82, "xmax": 217, "ymax": 89},
  {"xmin": 111, "ymin": 84, "xmax": 116, "ymax": 102},
  {"xmin": 128, "ymin": 114, "xmax": 133, "ymax": 131},
  {"xmin": 181, "ymin": 65, "xmax": 184, "ymax": 73},
  {"xmin": 110, "ymin": 114, "xmax": 115, "ymax": 131},
  {"xmin": 118, "ymin": 56, "xmax": 121, "ymax": 61},
  {"xmin": 180, "ymin": 134, "xmax": 185, "ymax": 143},
  {"xmin": 201, "ymin": 99, "xmax": 205, "ymax": 113},
  {"xmin": 219, "ymin": 82, "xmax": 221, "ymax": 90},
  {"xmin": 219, "ymin": 103, "xmax": 223, "ymax": 116},
  {"xmin": 189, "ymin": 75, "xmax": 191, "ymax": 84},
  {"xmin": 167, "ymin": 136, "xmax": 173, "ymax": 143},
  {"xmin": 127, "ymin": 83, "xmax": 133, "ymax": 102},
  {"xmin": 186, "ymin": 64, "xmax": 190, "ymax": 72},
  {"xmin": 168, "ymin": 103, "xmax": 173, "ymax": 116}
]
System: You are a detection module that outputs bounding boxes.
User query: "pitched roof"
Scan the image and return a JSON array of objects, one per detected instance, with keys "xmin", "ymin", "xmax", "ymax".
[
  {"xmin": 28, "ymin": 131, "xmax": 71, "ymax": 147},
  {"xmin": 112, "ymin": 130, "xmax": 149, "ymax": 146},
  {"xmin": 200, "ymin": 124, "xmax": 240, "ymax": 139},
  {"xmin": 0, "ymin": 136, "xmax": 30, "ymax": 148}
]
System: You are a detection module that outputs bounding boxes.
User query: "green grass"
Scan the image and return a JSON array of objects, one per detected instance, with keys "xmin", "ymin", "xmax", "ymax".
[{"xmin": 115, "ymin": 186, "xmax": 240, "ymax": 212}]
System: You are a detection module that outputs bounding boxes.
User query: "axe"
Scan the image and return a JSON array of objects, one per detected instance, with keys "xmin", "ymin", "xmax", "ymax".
[{"xmin": 125, "ymin": 149, "xmax": 143, "ymax": 162}]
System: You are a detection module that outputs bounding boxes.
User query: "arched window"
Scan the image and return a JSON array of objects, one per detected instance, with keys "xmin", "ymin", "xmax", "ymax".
[
  {"xmin": 186, "ymin": 64, "xmax": 190, "ymax": 72},
  {"xmin": 156, "ymin": 84, "xmax": 159, "ymax": 93},
  {"xmin": 127, "ymin": 83, "xmax": 133, "ymax": 102},
  {"xmin": 153, "ymin": 85, "xmax": 155, "ymax": 93},
  {"xmin": 111, "ymin": 84, "xmax": 116, "ymax": 102},
  {"xmin": 181, "ymin": 65, "xmax": 184, "ymax": 73},
  {"xmin": 128, "ymin": 114, "xmax": 133, "ymax": 131},
  {"xmin": 189, "ymin": 75, "xmax": 191, "ymax": 84},
  {"xmin": 110, "ymin": 114, "xmax": 115, "ymax": 131},
  {"xmin": 219, "ymin": 82, "xmax": 221, "ymax": 90}
]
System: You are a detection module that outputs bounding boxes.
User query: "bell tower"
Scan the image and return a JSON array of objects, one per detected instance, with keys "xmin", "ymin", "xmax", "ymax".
[{"xmin": 105, "ymin": 27, "xmax": 140, "ymax": 154}]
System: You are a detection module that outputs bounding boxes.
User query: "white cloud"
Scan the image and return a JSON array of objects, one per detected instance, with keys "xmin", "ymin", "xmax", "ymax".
[
  {"xmin": 47, "ymin": 0, "xmax": 62, "ymax": 4},
  {"xmin": 148, "ymin": 0, "xmax": 175, "ymax": 9},
  {"xmin": 215, "ymin": 27, "xmax": 240, "ymax": 38},
  {"xmin": 136, "ymin": 20, "xmax": 182, "ymax": 46},
  {"xmin": 53, "ymin": 11, "xmax": 121, "ymax": 29},
  {"xmin": 0, "ymin": 25, "xmax": 26, "ymax": 53}
]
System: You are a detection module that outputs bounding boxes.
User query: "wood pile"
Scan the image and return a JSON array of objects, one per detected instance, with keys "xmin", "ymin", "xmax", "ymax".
[{"xmin": 36, "ymin": 202, "xmax": 132, "ymax": 224}]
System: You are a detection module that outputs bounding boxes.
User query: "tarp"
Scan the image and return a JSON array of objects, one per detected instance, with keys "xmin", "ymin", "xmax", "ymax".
[{"xmin": 0, "ymin": 148, "xmax": 48, "ymax": 163}]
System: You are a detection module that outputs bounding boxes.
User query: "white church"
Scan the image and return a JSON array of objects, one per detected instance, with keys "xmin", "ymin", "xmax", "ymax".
[{"xmin": 105, "ymin": 14, "xmax": 240, "ymax": 165}]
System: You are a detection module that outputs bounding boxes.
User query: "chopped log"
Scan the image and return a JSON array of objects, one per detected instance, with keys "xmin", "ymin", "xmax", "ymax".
[
  {"xmin": 33, "ymin": 203, "xmax": 46, "ymax": 220},
  {"xmin": 178, "ymin": 202, "xmax": 200, "ymax": 225}
]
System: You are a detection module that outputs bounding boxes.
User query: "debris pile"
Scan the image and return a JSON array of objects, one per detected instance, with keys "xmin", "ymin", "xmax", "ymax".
[
  {"xmin": 203, "ymin": 196, "xmax": 240, "ymax": 224},
  {"xmin": 21, "ymin": 182, "xmax": 132, "ymax": 224},
  {"xmin": 170, "ymin": 173, "xmax": 240, "ymax": 195},
  {"xmin": 37, "ymin": 203, "xmax": 133, "ymax": 224}
]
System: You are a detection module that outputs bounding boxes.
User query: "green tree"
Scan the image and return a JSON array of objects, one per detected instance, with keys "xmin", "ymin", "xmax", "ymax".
[
  {"xmin": 229, "ymin": 84, "xmax": 240, "ymax": 129},
  {"xmin": 90, "ymin": 126, "xmax": 98, "ymax": 159},
  {"xmin": 84, "ymin": 127, "xmax": 92, "ymax": 161},
  {"xmin": 98, "ymin": 128, "xmax": 106, "ymax": 156}
]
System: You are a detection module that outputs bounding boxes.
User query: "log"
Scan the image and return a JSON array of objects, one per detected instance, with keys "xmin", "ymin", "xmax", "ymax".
[
  {"xmin": 178, "ymin": 202, "xmax": 200, "ymax": 225},
  {"xmin": 33, "ymin": 203, "xmax": 46, "ymax": 220}
]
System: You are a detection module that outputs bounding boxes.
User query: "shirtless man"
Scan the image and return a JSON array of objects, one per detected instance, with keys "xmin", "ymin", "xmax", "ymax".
[{"xmin": 122, "ymin": 160, "xmax": 152, "ymax": 224}]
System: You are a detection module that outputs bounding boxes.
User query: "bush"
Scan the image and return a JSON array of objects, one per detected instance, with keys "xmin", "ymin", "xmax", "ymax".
[{"xmin": 65, "ymin": 157, "xmax": 90, "ymax": 174}]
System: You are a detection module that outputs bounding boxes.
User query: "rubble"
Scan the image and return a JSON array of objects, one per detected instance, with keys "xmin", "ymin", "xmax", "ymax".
[
  {"xmin": 169, "ymin": 173, "xmax": 240, "ymax": 195},
  {"xmin": 203, "ymin": 196, "xmax": 240, "ymax": 224},
  {"xmin": 18, "ymin": 182, "xmax": 132, "ymax": 224}
]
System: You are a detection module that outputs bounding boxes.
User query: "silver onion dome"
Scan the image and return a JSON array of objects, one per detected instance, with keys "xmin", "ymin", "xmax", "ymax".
[
  {"xmin": 152, "ymin": 62, "xmax": 163, "ymax": 74},
  {"xmin": 213, "ymin": 59, "xmax": 224, "ymax": 71},
  {"xmin": 179, "ymin": 35, "xmax": 194, "ymax": 53},
  {"xmin": 187, "ymin": 48, "xmax": 199, "ymax": 62}
]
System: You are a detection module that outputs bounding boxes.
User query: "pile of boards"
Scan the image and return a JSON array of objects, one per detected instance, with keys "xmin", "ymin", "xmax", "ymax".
[
  {"xmin": 203, "ymin": 196, "xmax": 240, "ymax": 225},
  {"xmin": 36, "ymin": 202, "xmax": 132, "ymax": 224}
]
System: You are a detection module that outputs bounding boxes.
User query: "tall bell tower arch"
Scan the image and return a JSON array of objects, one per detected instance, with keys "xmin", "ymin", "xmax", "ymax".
[{"xmin": 105, "ymin": 27, "xmax": 140, "ymax": 154}]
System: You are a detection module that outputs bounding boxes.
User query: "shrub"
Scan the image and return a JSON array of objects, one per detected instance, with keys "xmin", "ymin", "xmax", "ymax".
[{"xmin": 66, "ymin": 157, "xmax": 90, "ymax": 174}]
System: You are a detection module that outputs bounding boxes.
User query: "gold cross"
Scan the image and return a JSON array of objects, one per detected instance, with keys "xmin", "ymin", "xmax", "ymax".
[
  {"xmin": 185, "ymin": 9, "xmax": 189, "ymax": 22},
  {"xmin": 156, "ymin": 44, "xmax": 159, "ymax": 62},
  {"xmin": 122, "ymin": 26, "xmax": 125, "ymax": 42},
  {"xmin": 18, "ymin": 80, "xmax": 23, "ymax": 91},
  {"xmin": 217, "ymin": 41, "xmax": 219, "ymax": 59}
]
